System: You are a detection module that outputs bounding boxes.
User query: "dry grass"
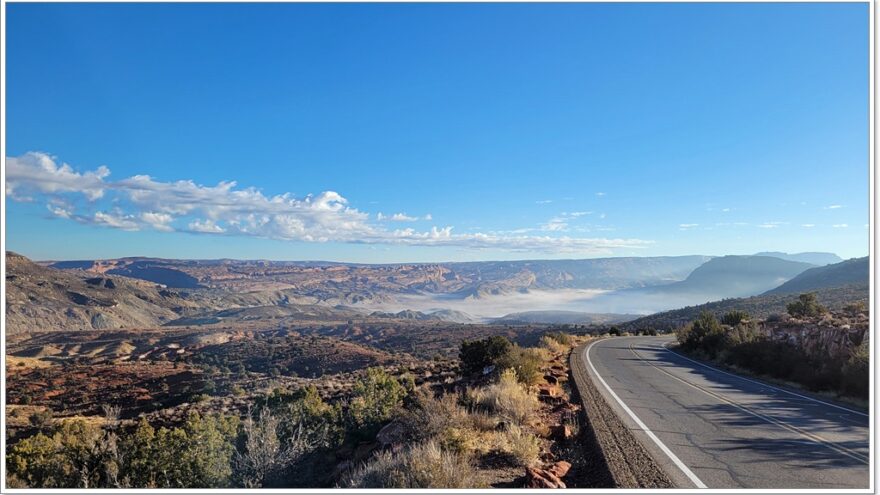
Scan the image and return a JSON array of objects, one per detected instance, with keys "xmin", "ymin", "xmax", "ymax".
[
  {"xmin": 495, "ymin": 424, "xmax": 541, "ymax": 467},
  {"xmin": 343, "ymin": 440, "xmax": 485, "ymax": 488},
  {"xmin": 468, "ymin": 369, "xmax": 539, "ymax": 425},
  {"xmin": 540, "ymin": 336, "xmax": 569, "ymax": 355},
  {"xmin": 5, "ymin": 355, "xmax": 55, "ymax": 370}
]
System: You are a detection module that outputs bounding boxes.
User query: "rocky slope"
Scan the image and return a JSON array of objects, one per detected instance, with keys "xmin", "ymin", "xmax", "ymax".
[
  {"xmin": 6, "ymin": 252, "xmax": 204, "ymax": 335},
  {"xmin": 763, "ymin": 257, "xmax": 868, "ymax": 295}
]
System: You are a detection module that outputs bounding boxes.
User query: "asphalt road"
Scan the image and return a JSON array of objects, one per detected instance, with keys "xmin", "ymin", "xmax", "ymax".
[{"xmin": 583, "ymin": 336, "xmax": 870, "ymax": 489}]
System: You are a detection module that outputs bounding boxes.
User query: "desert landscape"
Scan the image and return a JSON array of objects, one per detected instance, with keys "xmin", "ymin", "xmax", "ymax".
[
  {"xmin": 4, "ymin": 2, "xmax": 871, "ymax": 491},
  {"xmin": 4, "ymin": 250, "xmax": 870, "ymax": 488}
]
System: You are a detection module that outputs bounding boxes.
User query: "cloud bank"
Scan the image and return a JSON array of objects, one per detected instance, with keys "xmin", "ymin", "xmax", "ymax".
[{"xmin": 5, "ymin": 152, "xmax": 653, "ymax": 254}]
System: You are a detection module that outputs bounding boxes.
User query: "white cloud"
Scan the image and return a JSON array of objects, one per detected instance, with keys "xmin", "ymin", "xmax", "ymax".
[
  {"xmin": 378, "ymin": 212, "xmax": 430, "ymax": 222},
  {"xmin": 833, "ymin": 224, "xmax": 849, "ymax": 228},
  {"xmin": 7, "ymin": 152, "xmax": 109, "ymax": 201},
  {"xmin": 824, "ymin": 205, "xmax": 844, "ymax": 210},
  {"xmin": 595, "ymin": 192, "xmax": 606, "ymax": 197},
  {"xmin": 188, "ymin": 219, "xmax": 226, "ymax": 233},
  {"xmin": 390, "ymin": 213, "xmax": 419, "ymax": 222},
  {"xmin": 141, "ymin": 212, "xmax": 175, "ymax": 232},
  {"xmin": 535, "ymin": 199, "xmax": 553, "ymax": 204},
  {"xmin": 92, "ymin": 211, "xmax": 140, "ymax": 231},
  {"xmin": 6, "ymin": 152, "xmax": 654, "ymax": 255},
  {"xmin": 757, "ymin": 221, "xmax": 787, "ymax": 229},
  {"xmin": 566, "ymin": 211, "xmax": 592, "ymax": 217},
  {"xmin": 540, "ymin": 217, "xmax": 568, "ymax": 232},
  {"xmin": 46, "ymin": 204, "xmax": 72, "ymax": 219},
  {"xmin": 678, "ymin": 223, "xmax": 699, "ymax": 229},
  {"xmin": 801, "ymin": 224, "xmax": 816, "ymax": 228}
]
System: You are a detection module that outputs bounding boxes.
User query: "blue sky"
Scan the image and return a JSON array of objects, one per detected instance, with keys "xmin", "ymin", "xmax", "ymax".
[{"xmin": 5, "ymin": 3, "xmax": 870, "ymax": 262}]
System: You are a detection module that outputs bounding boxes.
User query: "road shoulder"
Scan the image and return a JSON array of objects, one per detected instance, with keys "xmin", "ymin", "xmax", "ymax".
[{"xmin": 568, "ymin": 339, "xmax": 676, "ymax": 488}]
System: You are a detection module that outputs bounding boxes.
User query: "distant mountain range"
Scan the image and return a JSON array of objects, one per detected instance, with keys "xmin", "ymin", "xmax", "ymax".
[
  {"xmin": 41, "ymin": 255, "xmax": 714, "ymax": 302},
  {"xmin": 12, "ymin": 250, "xmax": 859, "ymax": 331},
  {"xmin": 657, "ymin": 255, "xmax": 815, "ymax": 298},
  {"xmin": 764, "ymin": 256, "xmax": 869, "ymax": 295},
  {"xmin": 754, "ymin": 251, "xmax": 842, "ymax": 266}
]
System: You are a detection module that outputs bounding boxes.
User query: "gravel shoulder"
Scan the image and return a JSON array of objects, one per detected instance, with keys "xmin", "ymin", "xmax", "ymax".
[{"xmin": 568, "ymin": 340, "xmax": 674, "ymax": 488}]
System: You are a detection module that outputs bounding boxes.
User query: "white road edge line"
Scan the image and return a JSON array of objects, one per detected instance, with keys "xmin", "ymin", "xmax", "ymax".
[
  {"xmin": 661, "ymin": 341, "xmax": 869, "ymax": 418},
  {"xmin": 585, "ymin": 339, "xmax": 708, "ymax": 489}
]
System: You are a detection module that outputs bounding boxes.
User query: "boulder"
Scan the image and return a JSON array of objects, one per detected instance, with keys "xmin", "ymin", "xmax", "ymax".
[
  {"xmin": 524, "ymin": 464, "xmax": 568, "ymax": 489},
  {"xmin": 551, "ymin": 424, "xmax": 573, "ymax": 441},
  {"xmin": 547, "ymin": 460, "xmax": 572, "ymax": 478},
  {"xmin": 376, "ymin": 419, "xmax": 408, "ymax": 449},
  {"xmin": 538, "ymin": 384, "xmax": 559, "ymax": 397}
]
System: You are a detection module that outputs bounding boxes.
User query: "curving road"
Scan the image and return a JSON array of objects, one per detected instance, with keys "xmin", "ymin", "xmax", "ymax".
[{"xmin": 582, "ymin": 336, "xmax": 870, "ymax": 489}]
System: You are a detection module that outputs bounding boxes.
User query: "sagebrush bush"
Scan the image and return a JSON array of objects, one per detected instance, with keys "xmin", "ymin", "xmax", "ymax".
[
  {"xmin": 399, "ymin": 388, "xmax": 469, "ymax": 442},
  {"xmin": 468, "ymin": 369, "xmax": 539, "ymax": 425},
  {"xmin": 840, "ymin": 339, "xmax": 869, "ymax": 398},
  {"xmin": 343, "ymin": 441, "xmax": 484, "ymax": 488},
  {"xmin": 540, "ymin": 335, "xmax": 568, "ymax": 355},
  {"xmin": 498, "ymin": 346, "xmax": 548, "ymax": 386},
  {"xmin": 397, "ymin": 388, "xmax": 502, "ymax": 455},
  {"xmin": 495, "ymin": 424, "xmax": 540, "ymax": 467},
  {"xmin": 843, "ymin": 301, "xmax": 867, "ymax": 316}
]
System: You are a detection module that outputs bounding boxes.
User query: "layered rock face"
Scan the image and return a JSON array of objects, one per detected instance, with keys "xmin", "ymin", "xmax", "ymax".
[{"xmin": 759, "ymin": 311, "xmax": 869, "ymax": 361}]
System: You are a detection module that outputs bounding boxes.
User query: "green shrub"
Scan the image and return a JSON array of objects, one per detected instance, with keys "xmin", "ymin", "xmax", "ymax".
[
  {"xmin": 459, "ymin": 336, "xmax": 512, "ymax": 376},
  {"xmin": 346, "ymin": 368, "xmax": 407, "ymax": 436},
  {"xmin": 119, "ymin": 412, "xmax": 238, "ymax": 488},
  {"xmin": 7, "ymin": 419, "xmax": 110, "ymax": 488},
  {"xmin": 285, "ymin": 385, "xmax": 344, "ymax": 447},
  {"xmin": 721, "ymin": 310, "xmax": 750, "ymax": 326},
  {"xmin": 676, "ymin": 311, "xmax": 726, "ymax": 359},
  {"xmin": 787, "ymin": 292, "xmax": 827, "ymax": 318}
]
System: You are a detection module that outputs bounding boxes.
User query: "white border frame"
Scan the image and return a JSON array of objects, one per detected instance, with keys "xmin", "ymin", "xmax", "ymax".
[{"xmin": 0, "ymin": 0, "xmax": 875, "ymax": 493}]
